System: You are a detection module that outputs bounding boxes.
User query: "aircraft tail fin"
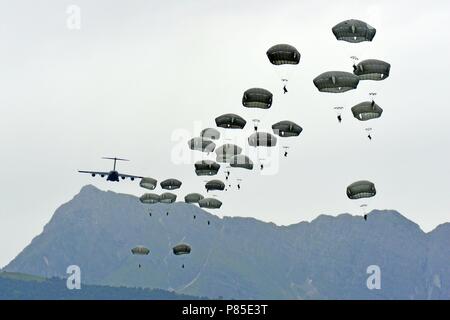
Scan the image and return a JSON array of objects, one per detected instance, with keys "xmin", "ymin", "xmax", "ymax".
[{"xmin": 102, "ymin": 157, "xmax": 129, "ymax": 171}]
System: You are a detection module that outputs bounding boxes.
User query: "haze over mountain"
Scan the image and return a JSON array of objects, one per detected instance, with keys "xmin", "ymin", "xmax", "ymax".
[
  {"xmin": 0, "ymin": 271, "xmax": 202, "ymax": 300},
  {"xmin": 4, "ymin": 185, "xmax": 450, "ymax": 299}
]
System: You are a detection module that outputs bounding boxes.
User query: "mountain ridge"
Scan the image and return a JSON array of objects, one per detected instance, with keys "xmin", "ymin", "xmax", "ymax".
[
  {"xmin": 68, "ymin": 184, "xmax": 429, "ymax": 231},
  {"xmin": 4, "ymin": 184, "xmax": 450, "ymax": 299}
]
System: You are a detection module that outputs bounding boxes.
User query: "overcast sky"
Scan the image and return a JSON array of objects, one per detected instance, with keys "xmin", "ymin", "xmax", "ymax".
[{"xmin": 1, "ymin": 0, "xmax": 449, "ymax": 267}]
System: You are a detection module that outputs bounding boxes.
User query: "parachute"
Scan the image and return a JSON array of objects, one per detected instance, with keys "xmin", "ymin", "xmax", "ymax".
[
  {"xmin": 267, "ymin": 44, "xmax": 300, "ymax": 92},
  {"xmin": 242, "ymin": 88, "xmax": 273, "ymax": 109},
  {"xmin": 242, "ymin": 88, "xmax": 273, "ymax": 131},
  {"xmin": 332, "ymin": 19, "xmax": 376, "ymax": 43},
  {"xmin": 248, "ymin": 132, "xmax": 277, "ymax": 147},
  {"xmin": 215, "ymin": 144, "xmax": 242, "ymax": 163},
  {"xmin": 184, "ymin": 193, "xmax": 204, "ymax": 204},
  {"xmin": 194, "ymin": 160, "xmax": 220, "ymax": 176},
  {"xmin": 351, "ymin": 101, "xmax": 383, "ymax": 121},
  {"xmin": 131, "ymin": 246, "xmax": 150, "ymax": 268},
  {"xmin": 205, "ymin": 179, "xmax": 225, "ymax": 192},
  {"xmin": 160, "ymin": 192, "xmax": 177, "ymax": 203},
  {"xmin": 346, "ymin": 180, "xmax": 376, "ymax": 200},
  {"xmin": 230, "ymin": 154, "xmax": 254, "ymax": 170},
  {"xmin": 271, "ymin": 121, "xmax": 302, "ymax": 157},
  {"xmin": 266, "ymin": 44, "xmax": 301, "ymax": 65},
  {"xmin": 188, "ymin": 137, "xmax": 216, "ymax": 153},
  {"xmin": 173, "ymin": 244, "xmax": 191, "ymax": 255},
  {"xmin": 139, "ymin": 177, "xmax": 158, "ymax": 190},
  {"xmin": 139, "ymin": 193, "xmax": 160, "ymax": 204},
  {"xmin": 173, "ymin": 243, "xmax": 191, "ymax": 268},
  {"xmin": 160, "ymin": 178, "xmax": 182, "ymax": 190},
  {"xmin": 199, "ymin": 197, "xmax": 222, "ymax": 209},
  {"xmin": 353, "ymin": 59, "xmax": 391, "ymax": 81},
  {"xmin": 200, "ymin": 128, "xmax": 221, "ymax": 140},
  {"xmin": 131, "ymin": 246, "xmax": 150, "ymax": 255},
  {"xmin": 347, "ymin": 180, "xmax": 377, "ymax": 220},
  {"xmin": 313, "ymin": 71, "xmax": 360, "ymax": 93},
  {"xmin": 215, "ymin": 113, "xmax": 247, "ymax": 129},
  {"xmin": 272, "ymin": 121, "xmax": 303, "ymax": 137}
]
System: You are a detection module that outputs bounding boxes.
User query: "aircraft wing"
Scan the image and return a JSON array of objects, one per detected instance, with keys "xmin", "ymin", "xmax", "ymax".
[
  {"xmin": 78, "ymin": 170, "xmax": 110, "ymax": 176},
  {"xmin": 119, "ymin": 173, "xmax": 143, "ymax": 180}
]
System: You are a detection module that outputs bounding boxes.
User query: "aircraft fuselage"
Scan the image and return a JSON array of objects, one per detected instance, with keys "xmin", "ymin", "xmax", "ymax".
[{"xmin": 107, "ymin": 171, "xmax": 120, "ymax": 182}]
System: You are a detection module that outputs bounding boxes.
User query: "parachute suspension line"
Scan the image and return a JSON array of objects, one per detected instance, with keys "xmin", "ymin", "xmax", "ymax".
[
  {"xmin": 258, "ymin": 158, "xmax": 265, "ymax": 171},
  {"xmin": 360, "ymin": 204, "xmax": 368, "ymax": 220},
  {"xmin": 269, "ymin": 65, "xmax": 291, "ymax": 94},
  {"xmin": 351, "ymin": 56, "xmax": 359, "ymax": 73},
  {"xmin": 369, "ymin": 92, "xmax": 377, "ymax": 110},
  {"xmin": 282, "ymin": 79, "xmax": 289, "ymax": 94},
  {"xmin": 365, "ymin": 127, "xmax": 373, "ymax": 140},
  {"xmin": 252, "ymin": 119, "xmax": 260, "ymax": 132},
  {"xmin": 224, "ymin": 165, "xmax": 231, "ymax": 183},
  {"xmin": 365, "ymin": 92, "xmax": 378, "ymax": 141},
  {"xmin": 283, "ymin": 146, "xmax": 290, "ymax": 157},
  {"xmin": 236, "ymin": 178, "xmax": 242, "ymax": 190},
  {"xmin": 269, "ymin": 65, "xmax": 286, "ymax": 91},
  {"xmin": 334, "ymin": 106, "xmax": 344, "ymax": 123}
]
